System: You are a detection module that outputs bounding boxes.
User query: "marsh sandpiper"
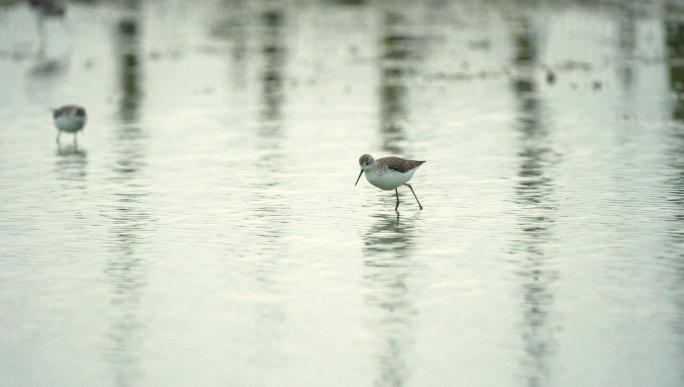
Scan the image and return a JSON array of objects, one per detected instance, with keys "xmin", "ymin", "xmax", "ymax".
[
  {"xmin": 355, "ymin": 154, "xmax": 425, "ymax": 211},
  {"xmin": 53, "ymin": 105, "xmax": 87, "ymax": 143}
]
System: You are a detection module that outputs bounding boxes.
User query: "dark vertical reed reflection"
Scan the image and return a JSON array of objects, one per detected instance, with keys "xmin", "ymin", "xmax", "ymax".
[
  {"xmin": 331, "ymin": 0, "xmax": 366, "ymax": 5},
  {"xmin": 667, "ymin": 16, "xmax": 684, "ymax": 121},
  {"xmin": 362, "ymin": 213, "xmax": 417, "ymax": 387},
  {"xmin": 102, "ymin": 2, "xmax": 148, "ymax": 386},
  {"xmin": 254, "ymin": 2, "xmax": 288, "ymax": 186},
  {"xmin": 218, "ymin": 0, "xmax": 248, "ymax": 90},
  {"xmin": 117, "ymin": 6, "xmax": 143, "ymax": 124},
  {"xmin": 239, "ymin": 3, "xmax": 290, "ymax": 376},
  {"xmin": 509, "ymin": 16, "xmax": 559, "ymax": 387},
  {"xmin": 259, "ymin": 3, "xmax": 286, "ymax": 133},
  {"xmin": 664, "ymin": 16, "xmax": 684, "ymax": 380},
  {"xmin": 252, "ymin": 2, "xmax": 289, "ymax": 251},
  {"xmin": 254, "ymin": 2, "xmax": 288, "ymax": 178},
  {"xmin": 617, "ymin": 5, "xmax": 636, "ymax": 90},
  {"xmin": 378, "ymin": 9, "xmax": 420, "ymax": 155}
]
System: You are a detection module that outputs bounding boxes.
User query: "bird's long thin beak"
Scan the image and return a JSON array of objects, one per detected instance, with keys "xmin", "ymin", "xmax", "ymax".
[{"xmin": 355, "ymin": 169, "xmax": 363, "ymax": 186}]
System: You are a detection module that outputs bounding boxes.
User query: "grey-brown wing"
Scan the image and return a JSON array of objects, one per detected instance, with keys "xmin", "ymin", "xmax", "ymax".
[
  {"xmin": 53, "ymin": 105, "xmax": 86, "ymax": 119},
  {"xmin": 53, "ymin": 106, "xmax": 68, "ymax": 119},
  {"xmin": 378, "ymin": 157, "xmax": 426, "ymax": 173}
]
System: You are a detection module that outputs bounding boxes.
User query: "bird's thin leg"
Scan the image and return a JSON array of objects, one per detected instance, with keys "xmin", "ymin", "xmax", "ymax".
[
  {"xmin": 73, "ymin": 132, "xmax": 78, "ymax": 146},
  {"xmin": 404, "ymin": 183, "xmax": 423, "ymax": 210},
  {"xmin": 56, "ymin": 131, "xmax": 61, "ymax": 143},
  {"xmin": 394, "ymin": 188, "xmax": 400, "ymax": 212}
]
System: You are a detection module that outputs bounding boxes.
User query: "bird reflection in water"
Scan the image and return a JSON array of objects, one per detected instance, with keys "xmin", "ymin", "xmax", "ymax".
[
  {"xmin": 29, "ymin": 50, "xmax": 69, "ymax": 77},
  {"xmin": 362, "ymin": 212, "xmax": 419, "ymax": 386},
  {"xmin": 362, "ymin": 9, "xmax": 425, "ymax": 381},
  {"xmin": 55, "ymin": 143, "xmax": 87, "ymax": 185}
]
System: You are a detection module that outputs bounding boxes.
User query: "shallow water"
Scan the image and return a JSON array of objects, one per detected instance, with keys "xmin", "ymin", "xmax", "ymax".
[{"xmin": 1, "ymin": 0, "xmax": 684, "ymax": 386}]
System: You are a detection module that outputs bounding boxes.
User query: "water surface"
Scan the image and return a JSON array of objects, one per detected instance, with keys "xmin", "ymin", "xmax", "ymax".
[{"xmin": 1, "ymin": 0, "xmax": 684, "ymax": 386}]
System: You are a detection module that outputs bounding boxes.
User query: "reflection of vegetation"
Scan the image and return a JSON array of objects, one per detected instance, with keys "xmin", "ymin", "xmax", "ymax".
[
  {"xmin": 667, "ymin": 20, "xmax": 684, "ymax": 121},
  {"xmin": 117, "ymin": 15, "xmax": 142, "ymax": 123},
  {"xmin": 260, "ymin": 8, "xmax": 286, "ymax": 126},
  {"xmin": 367, "ymin": 19, "xmax": 426, "ymax": 383},
  {"xmin": 510, "ymin": 17, "xmax": 559, "ymax": 387},
  {"xmin": 665, "ymin": 12, "xmax": 684, "ymax": 353},
  {"xmin": 329, "ymin": 0, "xmax": 365, "ymax": 5},
  {"xmin": 379, "ymin": 77, "xmax": 405, "ymax": 155},
  {"xmin": 379, "ymin": 11, "xmax": 425, "ymax": 155},
  {"xmin": 617, "ymin": 6, "xmax": 636, "ymax": 89},
  {"xmin": 513, "ymin": 32, "xmax": 536, "ymax": 65},
  {"xmin": 255, "ymin": 4, "xmax": 287, "ymax": 185},
  {"xmin": 104, "ymin": 3, "xmax": 148, "ymax": 385}
]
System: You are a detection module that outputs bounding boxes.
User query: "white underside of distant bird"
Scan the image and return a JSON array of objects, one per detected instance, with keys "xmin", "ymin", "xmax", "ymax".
[
  {"xmin": 55, "ymin": 113, "xmax": 84, "ymax": 132},
  {"xmin": 355, "ymin": 154, "xmax": 425, "ymax": 211},
  {"xmin": 53, "ymin": 105, "xmax": 87, "ymax": 143}
]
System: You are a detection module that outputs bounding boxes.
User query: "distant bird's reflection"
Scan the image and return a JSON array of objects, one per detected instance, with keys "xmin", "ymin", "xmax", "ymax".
[
  {"xmin": 28, "ymin": 48, "xmax": 70, "ymax": 79},
  {"xmin": 56, "ymin": 142, "xmax": 86, "ymax": 157},
  {"xmin": 55, "ymin": 143, "xmax": 87, "ymax": 183}
]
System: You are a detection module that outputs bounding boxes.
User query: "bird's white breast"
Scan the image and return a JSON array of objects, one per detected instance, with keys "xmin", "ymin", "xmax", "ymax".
[
  {"xmin": 365, "ymin": 167, "xmax": 416, "ymax": 190},
  {"xmin": 55, "ymin": 114, "xmax": 86, "ymax": 132}
]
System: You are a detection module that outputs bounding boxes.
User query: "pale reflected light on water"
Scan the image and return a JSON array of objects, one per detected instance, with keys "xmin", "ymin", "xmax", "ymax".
[{"xmin": 2, "ymin": 0, "xmax": 684, "ymax": 386}]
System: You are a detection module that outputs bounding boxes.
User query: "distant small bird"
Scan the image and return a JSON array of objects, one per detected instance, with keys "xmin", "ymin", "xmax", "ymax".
[
  {"xmin": 355, "ymin": 154, "xmax": 425, "ymax": 211},
  {"xmin": 546, "ymin": 70, "xmax": 556, "ymax": 85},
  {"xmin": 53, "ymin": 105, "xmax": 87, "ymax": 143}
]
